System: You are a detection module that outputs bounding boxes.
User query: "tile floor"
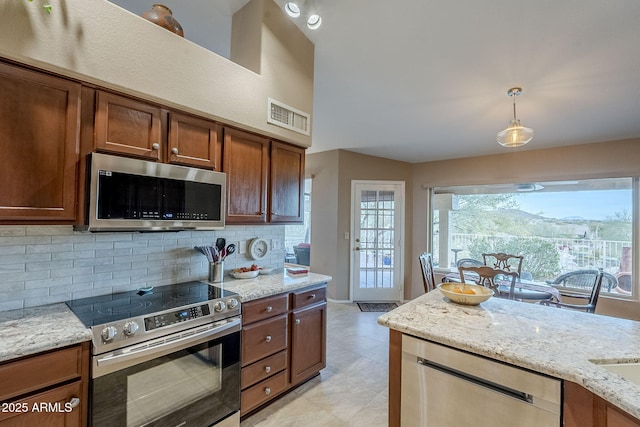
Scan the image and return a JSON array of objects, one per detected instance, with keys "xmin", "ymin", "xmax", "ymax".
[{"xmin": 240, "ymin": 301, "xmax": 390, "ymax": 427}]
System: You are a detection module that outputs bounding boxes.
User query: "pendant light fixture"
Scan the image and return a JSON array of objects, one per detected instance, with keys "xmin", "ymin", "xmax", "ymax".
[{"xmin": 496, "ymin": 87, "xmax": 533, "ymax": 148}]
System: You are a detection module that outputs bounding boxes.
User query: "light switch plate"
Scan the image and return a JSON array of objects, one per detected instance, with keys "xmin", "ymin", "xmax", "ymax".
[{"xmin": 238, "ymin": 240, "xmax": 246, "ymax": 254}]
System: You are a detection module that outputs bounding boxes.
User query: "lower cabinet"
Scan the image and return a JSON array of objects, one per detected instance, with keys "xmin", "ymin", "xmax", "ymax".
[
  {"xmin": 240, "ymin": 284, "xmax": 327, "ymax": 416},
  {"xmin": 0, "ymin": 342, "xmax": 89, "ymax": 427},
  {"xmin": 564, "ymin": 381, "xmax": 640, "ymax": 427}
]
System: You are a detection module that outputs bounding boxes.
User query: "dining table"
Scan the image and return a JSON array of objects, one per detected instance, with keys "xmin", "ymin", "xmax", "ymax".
[{"xmin": 442, "ymin": 271, "xmax": 561, "ymax": 302}]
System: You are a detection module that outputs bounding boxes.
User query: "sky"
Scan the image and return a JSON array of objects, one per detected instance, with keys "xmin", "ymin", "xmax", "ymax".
[{"xmin": 515, "ymin": 190, "xmax": 632, "ymax": 221}]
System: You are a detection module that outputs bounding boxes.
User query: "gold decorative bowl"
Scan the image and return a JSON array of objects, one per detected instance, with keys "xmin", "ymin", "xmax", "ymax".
[{"xmin": 438, "ymin": 283, "xmax": 493, "ymax": 306}]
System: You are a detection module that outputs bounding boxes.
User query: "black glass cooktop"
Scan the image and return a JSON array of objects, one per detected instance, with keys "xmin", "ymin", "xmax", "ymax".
[{"xmin": 65, "ymin": 281, "xmax": 237, "ymax": 327}]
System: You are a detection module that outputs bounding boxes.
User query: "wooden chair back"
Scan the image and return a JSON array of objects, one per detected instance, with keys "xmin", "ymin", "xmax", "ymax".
[
  {"xmin": 458, "ymin": 265, "xmax": 519, "ymax": 300},
  {"xmin": 419, "ymin": 252, "xmax": 437, "ymax": 293},
  {"xmin": 482, "ymin": 253, "xmax": 524, "ymax": 276}
]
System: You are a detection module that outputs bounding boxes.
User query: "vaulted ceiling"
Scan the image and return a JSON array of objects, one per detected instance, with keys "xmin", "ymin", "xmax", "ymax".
[{"xmin": 115, "ymin": 0, "xmax": 640, "ymax": 163}]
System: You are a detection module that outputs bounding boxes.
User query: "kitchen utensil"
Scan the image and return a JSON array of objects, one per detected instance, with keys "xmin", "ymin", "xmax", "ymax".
[
  {"xmin": 225, "ymin": 243, "xmax": 236, "ymax": 257},
  {"xmin": 216, "ymin": 238, "xmax": 226, "ymax": 253}
]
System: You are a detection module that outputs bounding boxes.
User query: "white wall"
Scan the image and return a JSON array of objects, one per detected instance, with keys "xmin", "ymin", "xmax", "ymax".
[{"xmin": 0, "ymin": 225, "xmax": 285, "ymax": 311}]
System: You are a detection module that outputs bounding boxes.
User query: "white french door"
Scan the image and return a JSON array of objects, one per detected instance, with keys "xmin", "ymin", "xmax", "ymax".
[{"xmin": 351, "ymin": 181, "xmax": 405, "ymax": 302}]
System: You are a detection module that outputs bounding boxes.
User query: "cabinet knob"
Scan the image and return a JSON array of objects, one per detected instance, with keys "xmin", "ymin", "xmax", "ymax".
[
  {"xmin": 265, "ymin": 335, "xmax": 272, "ymax": 343},
  {"xmin": 265, "ymin": 366, "xmax": 271, "ymax": 374},
  {"xmin": 309, "ymin": 294, "xmax": 316, "ymax": 299},
  {"xmin": 152, "ymin": 143, "xmax": 160, "ymax": 150},
  {"xmin": 68, "ymin": 397, "xmax": 80, "ymax": 409},
  {"xmin": 264, "ymin": 387, "xmax": 271, "ymax": 396},
  {"xmin": 171, "ymin": 147, "xmax": 179, "ymax": 155},
  {"xmin": 265, "ymin": 306, "xmax": 273, "ymax": 313},
  {"xmin": 295, "ymin": 318, "xmax": 301, "ymax": 325}
]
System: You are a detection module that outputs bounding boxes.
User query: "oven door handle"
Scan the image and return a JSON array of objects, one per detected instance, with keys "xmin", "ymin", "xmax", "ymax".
[{"xmin": 95, "ymin": 317, "xmax": 241, "ymax": 370}]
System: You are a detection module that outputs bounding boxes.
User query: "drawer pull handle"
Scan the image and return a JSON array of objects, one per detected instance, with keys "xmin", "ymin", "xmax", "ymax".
[
  {"xmin": 295, "ymin": 318, "xmax": 301, "ymax": 325},
  {"xmin": 266, "ymin": 306, "xmax": 273, "ymax": 313},
  {"xmin": 265, "ymin": 387, "xmax": 271, "ymax": 396},
  {"xmin": 265, "ymin": 335, "xmax": 272, "ymax": 343},
  {"xmin": 309, "ymin": 294, "xmax": 316, "ymax": 299},
  {"xmin": 152, "ymin": 143, "xmax": 160, "ymax": 150},
  {"xmin": 265, "ymin": 366, "xmax": 271, "ymax": 373},
  {"xmin": 68, "ymin": 397, "xmax": 80, "ymax": 409},
  {"xmin": 171, "ymin": 147, "xmax": 179, "ymax": 155}
]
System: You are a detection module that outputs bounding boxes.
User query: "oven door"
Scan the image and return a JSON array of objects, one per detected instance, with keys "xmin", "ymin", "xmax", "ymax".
[{"xmin": 91, "ymin": 317, "xmax": 240, "ymax": 427}]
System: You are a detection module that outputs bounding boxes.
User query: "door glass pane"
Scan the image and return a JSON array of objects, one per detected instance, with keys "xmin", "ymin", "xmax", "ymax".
[{"xmin": 359, "ymin": 189, "xmax": 395, "ymax": 290}]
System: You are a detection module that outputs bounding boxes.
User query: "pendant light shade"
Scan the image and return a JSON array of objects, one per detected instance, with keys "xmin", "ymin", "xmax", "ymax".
[{"xmin": 497, "ymin": 87, "xmax": 533, "ymax": 148}]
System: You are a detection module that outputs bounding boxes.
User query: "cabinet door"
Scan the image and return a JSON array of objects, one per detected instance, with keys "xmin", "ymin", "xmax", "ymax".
[
  {"xmin": 269, "ymin": 141, "xmax": 305, "ymax": 223},
  {"xmin": 0, "ymin": 380, "xmax": 83, "ymax": 427},
  {"xmin": 168, "ymin": 112, "xmax": 220, "ymax": 170},
  {"xmin": 94, "ymin": 91, "xmax": 163, "ymax": 160},
  {"xmin": 0, "ymin": 62, "xmax": 80, "ymax": 221},
  {"xmin": 290, "ymin": 302, "xmax": 326, "ymax": 385},
  {"xmin": 223, "ymin": 128, "xmax": 269, "ymax": 223}
]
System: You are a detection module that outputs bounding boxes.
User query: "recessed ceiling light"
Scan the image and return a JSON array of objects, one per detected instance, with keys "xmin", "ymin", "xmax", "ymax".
[
  {"xmin": 307, "ymin": 14, "xmax": 322, "ymax": 30},
  {"xmin": 285, "ymin": 2, "xmax": 301, "ymax": 18}
]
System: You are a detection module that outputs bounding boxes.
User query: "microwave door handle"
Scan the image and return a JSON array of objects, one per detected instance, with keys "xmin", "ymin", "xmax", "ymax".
[{"xmin": 96, "ymin": 317, "xmax": 240, "ymax": 368}]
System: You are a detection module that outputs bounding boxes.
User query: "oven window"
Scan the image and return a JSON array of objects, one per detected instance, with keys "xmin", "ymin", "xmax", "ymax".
[{"xmin": 92, "ymin": 333, "xmax": 240, "ymax": 427}]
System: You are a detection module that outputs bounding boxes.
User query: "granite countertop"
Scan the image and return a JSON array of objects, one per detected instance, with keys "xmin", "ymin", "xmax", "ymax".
[
  {"xmin": 213, "ymin": 270, "xmax": 332, "ymax": 302},
  {"xmin": 378, "ymin": 289, "xmax": 640, "ymax": 420},
  {"xmin": 0, "ymin": 271, "xmax": 331, "ymax": 364},
  {"xmin": 0, "ymin": 303, "xmax": 93, "ymax": 363}
]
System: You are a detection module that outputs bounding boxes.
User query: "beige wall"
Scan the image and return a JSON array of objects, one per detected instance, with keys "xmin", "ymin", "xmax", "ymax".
[
  {"xmin": 0, "ymin": 0, "xmax": 313, "ymax": 147},
  {"xmin": 411, "ymin": 138, "xmax": 640, "ymax": 320},
  {"xmin": 307, "ymin": 150, "xmax": 413, "ymax": 301}
]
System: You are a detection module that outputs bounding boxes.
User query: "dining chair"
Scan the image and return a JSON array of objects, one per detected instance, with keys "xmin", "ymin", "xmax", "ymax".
[
  {"xmin": 545, "ymin": 269, "xmax": 617, "ymax": 293},
  {"xmin": 540, "ymin": 271, "xmax": 604, "ymax": 313},
  {"xmin": 456, "ymin": 258, "xmax": 483, "ymax": 268},
  {"xmin": 419, "ymin": 252, "xmax": 437, "ymax": 293},
  {"xmin": 482, "ymin": 253, "xmax": 524, "ymax": 276},
  {"xmin": 458, "ymin": 266, "xmax": 519, "ymax": 300}
]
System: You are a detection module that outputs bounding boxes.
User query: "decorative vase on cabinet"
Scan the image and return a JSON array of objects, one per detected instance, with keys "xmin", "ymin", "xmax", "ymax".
[{"xmin": 141, "ymin": 4, "xmax": 184, "ymax": 37}]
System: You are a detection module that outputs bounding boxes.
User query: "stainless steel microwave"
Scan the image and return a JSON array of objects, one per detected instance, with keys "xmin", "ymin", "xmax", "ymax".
[{"xmin": 78, "ymin": 153, "xmax": 226, "ymax": 232}]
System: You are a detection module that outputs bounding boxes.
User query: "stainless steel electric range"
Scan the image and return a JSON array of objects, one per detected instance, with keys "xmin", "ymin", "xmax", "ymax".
[{"xmin": 66, "ymin": 281, "xmax": 241, "ymax": 427}]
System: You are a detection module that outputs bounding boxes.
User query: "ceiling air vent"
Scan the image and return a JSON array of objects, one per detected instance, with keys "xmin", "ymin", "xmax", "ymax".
[{"xmin": 267, "ymin": 98, "xmax": 310, "ymax": 136}]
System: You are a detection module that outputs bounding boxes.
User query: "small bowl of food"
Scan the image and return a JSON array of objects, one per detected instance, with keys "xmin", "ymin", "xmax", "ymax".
[
  {"xmin": 438, "ymin": 283, "xmax": 493, "ymax": 306},
  {"xmin": 259, "ymin": 266, "xmax": 275, "ymax": 275},
  {"xmin": 231, "ymin": 266, "xmax": 260, "ymax": 279}
]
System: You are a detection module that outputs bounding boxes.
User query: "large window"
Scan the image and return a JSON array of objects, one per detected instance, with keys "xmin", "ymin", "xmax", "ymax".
[{"xmin": 431, "ymin": 178, "xmax": 637, "ymax": 297}]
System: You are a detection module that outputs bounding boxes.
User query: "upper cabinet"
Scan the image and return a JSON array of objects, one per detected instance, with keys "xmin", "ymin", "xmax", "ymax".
[
  {"xmin": 168, "ymin": 112, "xmax": 221, "ymax": 170},
  {"xmin": 224, "ymin": 128, "xmax": 270, "ymax": 224},
  {"xmin": 224, "ymin": 128, "xmax": 305, "ymax": 225},
  {"xmin": 270, "ymin": 141, "xmax": 305, "ymax": 223},
  {"xmin": 94, "ymin": 91, "xmax": 220, "ymax": 170},
  {"xmin": 0, "ymin": 62, "xmax": 81, "ymax": 222},
  {"xmin": 94, "ymin": 91, "xmax": 163, "ymax": 161}
]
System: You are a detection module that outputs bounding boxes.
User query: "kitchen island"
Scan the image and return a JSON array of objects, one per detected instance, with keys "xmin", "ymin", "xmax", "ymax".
[{"xmin": 378, "ymin": 289, "xmax": 640, "ymax": 426}]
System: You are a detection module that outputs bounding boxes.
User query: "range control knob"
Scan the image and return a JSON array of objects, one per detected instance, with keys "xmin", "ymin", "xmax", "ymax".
[
  {"xmin": 101, "ymin": 326, "xmax": 118, "ymax": 342},
  {"xmin": 214, "ymin": 301, "xmax": 226, "ymax": 312},
  {"xmin": 123, "ymin": 321, "xmax": 139, "ymax": 336},
  {"xmin": 227, "ymin": 298, "xmax": 239, "ymax": 309}
]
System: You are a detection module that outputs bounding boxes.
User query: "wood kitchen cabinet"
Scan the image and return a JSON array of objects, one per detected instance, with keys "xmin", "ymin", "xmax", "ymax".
[
  {"xmin": 240, "ymin": 284, "xmax": 327, "ymax": 417},
  {"xmin": 290, "ymin": 286, "xmax": 327, "ymax": 385},
  {"xmin": 223, "ymin": 127, "xmax": 305, "ymax": 224},
  {"xmin": 564, "ymin": 381, "xmax": 640, "ymax": 427},
  {"xmin": 94, "ymin": 91, "xmax": 221, "ymax": 169},
  {"xmin": 0, "ymin": 61, "xmax": 81, "ymax": 222},
  {"xmin": 0, "ymin": 342, "xmax": 89, "ymax": 427}
]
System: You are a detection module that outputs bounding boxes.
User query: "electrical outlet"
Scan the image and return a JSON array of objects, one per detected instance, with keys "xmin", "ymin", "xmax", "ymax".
[
  {"xmin": 238, "ymin": 240, "xmax": 246, "ymax": 254},
  {"xmin": 272, "ymin": 238, "xmax": 281, "ymax": 250}
]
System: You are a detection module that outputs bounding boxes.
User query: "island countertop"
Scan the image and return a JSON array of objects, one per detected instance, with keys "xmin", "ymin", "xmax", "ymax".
[{"xmin": 377, "ymin": 289, "xmax": 640, "ymax": 420}]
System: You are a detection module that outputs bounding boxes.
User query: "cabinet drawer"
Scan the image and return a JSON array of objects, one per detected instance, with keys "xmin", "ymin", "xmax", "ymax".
[
  {"xmin": 241, "ymin": 350, "xmax": 287, "ymax": 389},
  {"xmin": 292, "ymin": 286, "xmax": 326, "ymax": 309},
  {"xmin": 0, "ymin": 380, "xmax": 83, "ymax": 426},
  {"xmin": 242, "ymin": 315, "xmax": 288, "ymax": 367},
  {"xmin": 243, "ymin": 294, "xmax": 289, "ymax": 324},
  {"xmin": 241, "ymin": 370, "xmax": 288, "ymax": 415},
  {"xmin": 0, "ymin": 345, "xmax": 83, "ymax": 402}
]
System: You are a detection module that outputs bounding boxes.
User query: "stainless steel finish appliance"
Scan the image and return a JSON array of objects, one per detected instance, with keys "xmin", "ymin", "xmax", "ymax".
[
  {"xmin": 78, "ymin": 153, "xmax": 226, "ymax": 232},
  {"xmin": 401, "ymin": 335, "xmax": 561, "ymax": 427},
  {"xmin": 66, "ymin": 281, "xmax": 241, "ymax": 427}
]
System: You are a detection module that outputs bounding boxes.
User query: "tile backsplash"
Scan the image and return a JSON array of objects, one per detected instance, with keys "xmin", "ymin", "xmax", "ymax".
[{"xmin": 0, "ymin": 225, "xmax": 285, "ymax": 311}]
